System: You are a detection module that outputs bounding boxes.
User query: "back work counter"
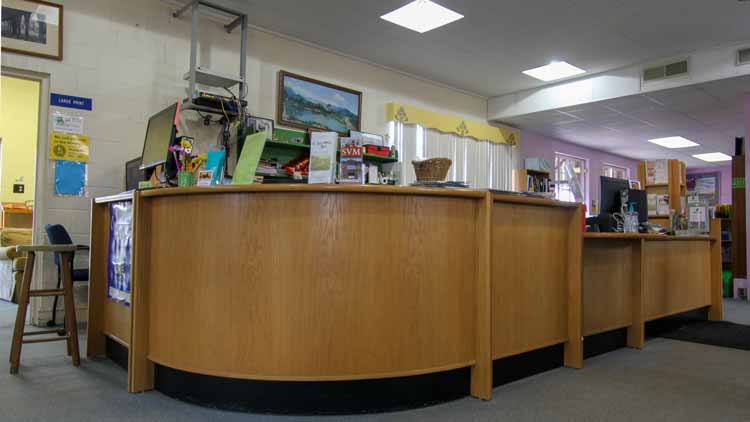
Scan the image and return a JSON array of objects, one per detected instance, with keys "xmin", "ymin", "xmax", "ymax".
[{"xmin": 86, "ymin": 185, "xmax": 721, "ymax": 413}]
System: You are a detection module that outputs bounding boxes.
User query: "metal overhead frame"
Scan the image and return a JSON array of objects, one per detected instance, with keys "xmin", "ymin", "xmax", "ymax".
[{"xmin": 173, "ymin": 0, "xmax": 247, "ymax": 115}]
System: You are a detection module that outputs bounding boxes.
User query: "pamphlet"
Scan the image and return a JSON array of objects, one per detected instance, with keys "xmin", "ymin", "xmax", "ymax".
[
  {"xmin": 645, "ymin": 159, "xmax": 668, "ymax": 185},
  {"xmin": 232, "ymin": 132, "xmax": 266, "ymax": 185},
  {"xmin": 647, "ymin": 194, "xmax": 658, "ymax": 217},
  {"xmin": 657, "ymin": 195, "xmax": 670, "ymax": 215},
  {"xmin": 339, "ymin": 137, "xmax": 364, "ymax": 184},
  {"xmin": 309, "ymin": 132, "xmax": 338, "ymax": 184}
]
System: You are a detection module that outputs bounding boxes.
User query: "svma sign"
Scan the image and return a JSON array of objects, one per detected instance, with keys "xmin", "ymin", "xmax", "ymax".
[{"xmin": 51, "ymin": 93, "xmax": 92, "ymax": 111}]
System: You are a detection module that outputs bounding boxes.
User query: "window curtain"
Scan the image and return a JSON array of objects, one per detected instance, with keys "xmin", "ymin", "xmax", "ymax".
[{"xmin": 389, "ymin": 122, "xmax": 514, "ymax": 190}]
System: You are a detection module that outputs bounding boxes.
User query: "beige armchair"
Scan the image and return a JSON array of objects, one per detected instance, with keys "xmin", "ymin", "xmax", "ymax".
[{"xmin": 0, "ymin": 228, "xmax": 32, "ymax": 302}]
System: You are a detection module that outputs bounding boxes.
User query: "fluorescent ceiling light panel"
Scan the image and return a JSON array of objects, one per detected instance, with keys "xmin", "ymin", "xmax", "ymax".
[
  {"xmin": 647, "ymin": 136, "xmax": 699, "ymax": 149},
  {"xmin": 381, "ymin": 0, "xmax": 464, "ymax": 33},
  {"xmin": 692, "ymin": 152, "xmax": 732, "ymax": 162},
  {"xmin": 522, "ymin": 61, "xmax": 586, "ymax": 81}
]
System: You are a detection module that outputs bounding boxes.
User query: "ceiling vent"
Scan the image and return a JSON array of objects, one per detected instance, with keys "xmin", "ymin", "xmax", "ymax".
[
  {"xmin": 642, "ymin": 59, "xmax": 689, "ymax": 82},
  {"xmin": 737, "ymin": 48, "xmax": 750, "ymax": 65}
]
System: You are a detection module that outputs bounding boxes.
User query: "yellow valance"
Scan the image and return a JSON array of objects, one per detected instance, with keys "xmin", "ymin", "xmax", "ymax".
[{"xmin": 385, "ymin": 102, "xmax": 519, "ymax": 146}]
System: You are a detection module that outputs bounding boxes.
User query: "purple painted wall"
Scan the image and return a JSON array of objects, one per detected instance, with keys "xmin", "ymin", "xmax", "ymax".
[
  {"xmin": 686, "ymin": 165, "xmax": 732, "ymax": 205},
  {"xmin": 519, "ymin": 130, "xmax": 639, "ymax": 210}
]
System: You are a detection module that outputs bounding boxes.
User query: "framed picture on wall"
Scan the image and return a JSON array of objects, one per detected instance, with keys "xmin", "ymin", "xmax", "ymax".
[
  {"xmin": 686, "ymin": 172, "xmax": 720, "ymax": 206},
  {"xmin": 1, "ymin": 0, "xmax": 63, "ymax": 61},
  {"xmin": 277, "ymin": 71, "xmax": 362, "ymax": 135}
]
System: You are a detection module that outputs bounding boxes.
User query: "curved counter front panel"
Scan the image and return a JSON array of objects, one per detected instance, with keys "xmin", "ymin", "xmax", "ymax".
[{"xmin": 142, "ymin": 188, "xmax": 479, "ymax": 381}]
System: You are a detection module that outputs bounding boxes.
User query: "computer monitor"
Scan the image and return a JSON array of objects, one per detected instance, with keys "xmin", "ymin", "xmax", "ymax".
[
  {"xmin": 125, "ymin": 157, "xmax": 145, "ymax": 191},
  {"xmin": 600, "ymin": 176, "xmax": 630, "ymax": 216},
  {"xmin": 140, "ymin": 103, "xmax": 178, "ymax": 171},
  {"xmin": 627, "ymin": 189, "xmax": 648, "ymax": 224},
  {"xmin": 600, "ymin": 176, "xmax": 648, "ymax": 224}
]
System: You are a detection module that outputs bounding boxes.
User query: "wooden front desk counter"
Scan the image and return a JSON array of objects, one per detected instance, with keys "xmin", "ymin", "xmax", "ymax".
[
  {"xmin": 87, "ymin": 185, "xmax": 720, "ymax": 408},
  {"xmin": 582, "ymin": 225, "xmax": 723, "ymax": 351},
  {"xmin": 87, "ymin": 185, "xmax": 582, "ymax": 404}
]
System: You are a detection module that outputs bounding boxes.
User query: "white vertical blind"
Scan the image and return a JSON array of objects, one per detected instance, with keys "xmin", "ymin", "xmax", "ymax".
[{"xmin": 389, "ymin": 122, "xmax": 513, "ymax": 190}]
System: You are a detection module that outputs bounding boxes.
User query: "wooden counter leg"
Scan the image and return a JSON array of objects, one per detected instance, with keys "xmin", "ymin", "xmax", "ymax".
[
  {"xmin": 86, "ymin": 201, "xmax": 109, "ymax": 358},
  {"xmin": 627, "ymin": 240, "xmax": 645, "ymax": 349},
  {"xmin": 708, "ymin": 219, "xmax": 724, "ymax": 321},
  {"xmin": 564, "ymin": 205, "xmax": 583, "ymax": 369},
  {"xmin": 128, "ymin": 194, "xmax": 154, "ymax": 393},
  {"xmin": 471, "ymin": 194, "xmax": 492, "ymax": 400}
]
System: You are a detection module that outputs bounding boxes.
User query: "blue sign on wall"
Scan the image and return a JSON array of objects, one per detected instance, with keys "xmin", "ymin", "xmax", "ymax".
[{"xmin": 51, "ymin": 93, "xmax": 92, "ymax": 111}]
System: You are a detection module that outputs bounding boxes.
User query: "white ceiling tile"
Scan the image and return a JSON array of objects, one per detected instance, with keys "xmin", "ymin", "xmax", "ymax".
[
  {"xmin": 216, "ymin": 0, "xmax": 750, "ymax": 96},
  {"xmin": 509, "ymin": 74, "xmax": 747, "ymax": 162}
]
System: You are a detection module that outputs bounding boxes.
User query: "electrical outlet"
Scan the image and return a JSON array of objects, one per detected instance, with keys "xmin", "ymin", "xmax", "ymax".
[{"xmin": 13, "ymin": 184, "xmax": 24, "ymax": 194}]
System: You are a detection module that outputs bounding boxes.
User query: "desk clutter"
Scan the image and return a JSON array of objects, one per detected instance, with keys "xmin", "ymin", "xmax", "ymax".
[{"xmin": 130, "ymin": 99, "xmax": 402, "ymax": 189}]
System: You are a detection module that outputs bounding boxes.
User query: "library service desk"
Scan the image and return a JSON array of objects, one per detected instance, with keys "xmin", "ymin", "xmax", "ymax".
[{"xmin": 86, "ymin": 185, "xmax": 720, "ymax": 414}]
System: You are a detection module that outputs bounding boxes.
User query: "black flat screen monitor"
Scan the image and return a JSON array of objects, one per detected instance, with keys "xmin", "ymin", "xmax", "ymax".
[
  {"xmin": 140, "ymin": 103, "xmax": 178, "ymax": 171},
  {"xmin": 600, "ymin": 176, "xmax": 648, "ymax": 223},
  {"xmin": 600, "ymin": 176, "xmax": 630, "ymax": 215},
  {"xmin": 125, "ymin": 157, "xmax": 145, "ymax": 190},
  {"xmin": 628, "ymin": 189, "xmax": 648, "ymax": 224}
]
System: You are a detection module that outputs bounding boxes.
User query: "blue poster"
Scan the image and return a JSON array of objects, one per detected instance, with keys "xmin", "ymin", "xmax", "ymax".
[
  {"xmin": 107, "ymin": 201, "xmax": 133, "ymax": 305},
  {"xmin": 54, "ymin": 160, "xmax": 86, "ymax": 196}
]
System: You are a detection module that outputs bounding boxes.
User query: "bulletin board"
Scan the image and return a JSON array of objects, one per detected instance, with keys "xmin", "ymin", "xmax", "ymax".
[{"xmin": 686, "ymin": 172, "xmax": 720, "ymax": 206}]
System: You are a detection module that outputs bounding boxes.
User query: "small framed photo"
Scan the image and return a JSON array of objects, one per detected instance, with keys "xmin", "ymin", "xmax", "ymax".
[
  {"xmin": 248, "ymin": 116, "xmax": 274, "ymax": 141},
  {"xmin": 1, "ymin": 0, "xmax": 63, "ymax": 61},
  {"xmin": 350, "ymin": 130, "xmax": 385, "ymax": 147},
  {"xmin": 197, "ymin": 169, "xmax": 214, "ymax": 186},
  {"xmin": 629, "ymin": 180, "xmax": 642, "ymax": 190}
]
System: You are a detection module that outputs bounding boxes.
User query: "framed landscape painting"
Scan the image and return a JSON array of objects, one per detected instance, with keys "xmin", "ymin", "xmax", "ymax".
[
  {"xmin": 277, "ymin": 71, "xmax": 362, "ymax": 135},
  {"xmin": 1, "ymin": 0, "xmax": 63, "ymax": 60}
]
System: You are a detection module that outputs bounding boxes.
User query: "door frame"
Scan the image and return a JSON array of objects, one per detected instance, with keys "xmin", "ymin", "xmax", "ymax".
[{"xmin": 2, "ymin": 67, "xmax": 51, "ymax": 321}]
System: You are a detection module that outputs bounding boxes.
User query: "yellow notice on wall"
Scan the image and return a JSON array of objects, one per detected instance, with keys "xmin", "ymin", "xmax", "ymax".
[{"xmin": 49, "ymin": 132, "xmax": 90, "ymax": 162}]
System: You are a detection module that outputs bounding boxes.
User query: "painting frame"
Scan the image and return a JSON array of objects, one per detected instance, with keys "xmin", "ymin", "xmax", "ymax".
[
  {"xmin": 1, "ymin": 0, "xmax": 64, "ymax": 61},
  {"xmin": 277, "ymin": 70, "xmax": 362, "ymax": 136}
]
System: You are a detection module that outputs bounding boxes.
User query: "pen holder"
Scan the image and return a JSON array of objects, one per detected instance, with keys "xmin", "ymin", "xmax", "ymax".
[{"xmin": 177, "ymin": 171, "xmax": 195, "ymax": 187}]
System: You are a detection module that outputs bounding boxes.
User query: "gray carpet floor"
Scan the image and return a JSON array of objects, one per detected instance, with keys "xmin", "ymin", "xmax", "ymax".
[{"xmin": 1, "ymin": 299, "xmax": 750, "ymax": 421}]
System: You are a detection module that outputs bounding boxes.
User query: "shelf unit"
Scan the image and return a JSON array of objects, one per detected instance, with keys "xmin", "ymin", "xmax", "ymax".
[
  {"xmin": 719, "ymin": 218, "xmax": 733, "ymax": 297},
  {"xmin": 173, "ymin": 1, "xmax": 247, "ymax": 115},
  {"xmin": 731, "ymin": 154, "xmax": 746, "ymax": 281},
  {"xmin": 513, "ymin": 168, "xmax": 552, "ymax": 194},
  {"xmin": 256, "ymin": 139, "xmax": 397, "ymax": 182},
  {"xmin": 637, "ymin": 159, "xmax": 686, "ymax": 225}
]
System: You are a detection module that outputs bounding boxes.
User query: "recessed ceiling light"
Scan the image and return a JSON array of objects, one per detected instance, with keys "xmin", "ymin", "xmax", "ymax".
[
  {"xmin": 692, "ymin": 152, "xmax": 732, "ymax": 162},
  {"xmin": 522, "ymin": 61, "xmax": 586, "ymax": 81},
  {"xmin": 380, "ymin": 0, "xmax": 464, "ymax": 34},
  {"xmin": 647, "ymin": 136, "xmax": 700, "ymax": 149}
]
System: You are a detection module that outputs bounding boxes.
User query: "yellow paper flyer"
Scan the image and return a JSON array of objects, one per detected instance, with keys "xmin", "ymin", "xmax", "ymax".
[{"xmin": 49, "ymin": 132, "xmax": 90, "ymax": 162}]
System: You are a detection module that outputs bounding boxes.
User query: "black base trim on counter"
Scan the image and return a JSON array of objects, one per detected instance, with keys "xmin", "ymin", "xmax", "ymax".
[
  {"xmin": 584, "ymin": 328, "xmax": 628, "ymax": 359},
  {"xmin": 105, "ymin": 337, "xmax": 129, "ymax": 371},
  {"xmin": 154, "ymin": 365, "xmax": 470, "ymax": 415},
  {"xmin": 646, "ymin": 308, "xmax": 709, "ymax": 338},
  {"xmin": 492, "ymin": 344, "xmax": 563, "ymax": 387}
]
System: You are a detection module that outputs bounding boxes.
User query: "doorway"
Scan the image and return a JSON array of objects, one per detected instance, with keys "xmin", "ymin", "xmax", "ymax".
[{"xmin": 0, "ymin": 73, "xmax": 42, "ymax": 303}]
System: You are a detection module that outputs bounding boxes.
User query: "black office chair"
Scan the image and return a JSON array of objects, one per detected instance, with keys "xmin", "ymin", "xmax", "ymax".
[{"xmin": 44, "ymin": 224, "xmax": 89, "ymax": 328}]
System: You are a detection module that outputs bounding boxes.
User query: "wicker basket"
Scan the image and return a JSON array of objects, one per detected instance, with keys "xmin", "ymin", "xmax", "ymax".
[{"xmin": 412, "ymin": 158, "xmax": 452, "ymax": 182}]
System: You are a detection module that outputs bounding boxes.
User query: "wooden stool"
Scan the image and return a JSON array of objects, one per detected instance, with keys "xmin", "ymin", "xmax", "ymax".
[{"xmin": 9, "ymin": 245, "xmax": 81, "ymax": 374}]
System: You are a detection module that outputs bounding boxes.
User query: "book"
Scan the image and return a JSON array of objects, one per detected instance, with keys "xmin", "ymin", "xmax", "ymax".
[
  {"xmin": 308, "ymin": 132, "xmax": 338, "ymax": 184},
  {"xmin": 339, "ymin": 137, "xmax": 364, "ymax": 184}
]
